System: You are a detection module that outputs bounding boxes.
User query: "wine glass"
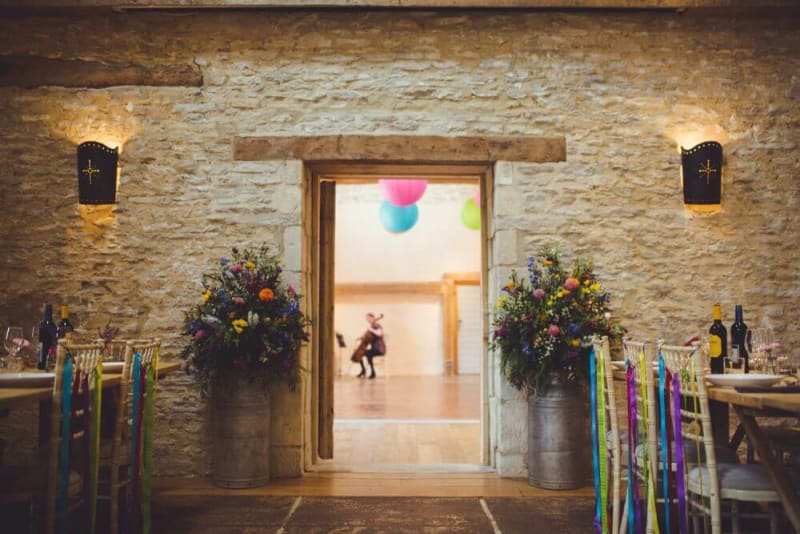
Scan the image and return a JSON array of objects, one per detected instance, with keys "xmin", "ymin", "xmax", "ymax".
[{"xmin": 3, "ymin": 326, "xmax": 25, "ymax": 372}]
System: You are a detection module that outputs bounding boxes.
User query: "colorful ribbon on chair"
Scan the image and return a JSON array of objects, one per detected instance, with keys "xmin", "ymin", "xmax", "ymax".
[
  {"xmin": 626, "ymin": 364, "xmax": 641, "ymax": 533},
  {"xmin": 129, "ymin": 351, "xmax": 144, "ymax": 532},
  {"xmin": 142, "ymin": 361, "xmax": 156, "ymax": 534},
  {"xmin": 590, "ymin": 348, "xmax": 602, "ymax": 533},
  {"xmin": 638, "ymin": 351, "xmax": 659, "ymax": 534},
  {"xmin": 90, "ymin": 364, "xmax": 102, "ymax": 534},
  {"xmin": 672, "ymin": 374, "xmax": 688, "ymax": 534},
  {"xmin": 57, "ymin": 357, "xmax": 73, "ymax": 534},
  {"xmin": 658, "ymin": 355, "xmax": 672, "ymax": 534},
  {"xmin": 597, "ymin": 348, "xmax": 608, "ymax": 534}
]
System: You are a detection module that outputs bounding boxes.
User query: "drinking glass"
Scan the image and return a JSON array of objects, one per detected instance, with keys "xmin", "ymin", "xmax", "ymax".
[{"xmin": 3, "ymin": 326, "xmax": 25, "ymax": 372}]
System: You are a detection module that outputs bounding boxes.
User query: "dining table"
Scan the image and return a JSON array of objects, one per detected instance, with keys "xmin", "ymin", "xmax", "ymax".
[
  {"xmin": 0, "ymin": 360, "xmax": 182, "ymax": 444},
  {"xmin": 706, "ymin": 385, "xmax": 800, "ymax": 531}
]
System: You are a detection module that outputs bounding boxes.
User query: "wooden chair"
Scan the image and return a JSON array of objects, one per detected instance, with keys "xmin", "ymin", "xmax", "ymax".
[
  {"xmin": 99, "ymin": 339, "xmax": 161, "ymax": 533},
  {"xmin": 592, "ymin": 335, "xmax": 628, "ymax": 534},
  {"xmin": 660, "ymin": 343, "xmax": 794, "ymax": 533},
  {"xmin": 46, "ymin": 341, "xmax": 104, "ymax": 533},
  {"xmin": 622, "ymin": 338, "xmax": 659, "ymax": 534},
  {"xmin": 97, "ymin": 338, "xmax": 160, "ymax": 534}
]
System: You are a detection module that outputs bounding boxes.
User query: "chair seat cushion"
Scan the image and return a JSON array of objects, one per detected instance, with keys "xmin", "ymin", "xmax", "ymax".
[{"xmin": 688, "ymin": 464, "xmax": 800, "ymax": 502}]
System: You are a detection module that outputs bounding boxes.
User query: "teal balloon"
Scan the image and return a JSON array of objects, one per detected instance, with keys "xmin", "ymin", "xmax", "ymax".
[
  {"xmin": 379, "ymin": 201, "xmax": 419, "ymax": 233},
  {"xmin": 461, "ymin": 198, "xmax": 481, "ymax": 230}
]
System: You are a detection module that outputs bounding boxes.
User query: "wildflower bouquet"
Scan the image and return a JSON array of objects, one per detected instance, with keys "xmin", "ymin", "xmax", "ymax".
[
  {"xmin": 180, "ymin": 245, "xmax": 310, "ymax": 395},
  {"xmin": 490, "ymin": 248, "xmax": 624, "ymax": 394}
]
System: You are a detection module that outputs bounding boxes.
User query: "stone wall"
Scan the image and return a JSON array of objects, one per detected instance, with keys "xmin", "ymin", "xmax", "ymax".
[{"xmin": 0, "ymin": 9, "xmax": 798, "ymax": 478}]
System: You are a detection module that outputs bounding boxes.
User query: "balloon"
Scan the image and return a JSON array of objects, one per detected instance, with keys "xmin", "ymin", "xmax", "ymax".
[
  {"xmin": 378, "ymin": 179, "xmax": 427, "ymax": 207},
  {"xmin": 473, "ymin": 188, "xmax": 481, "ymax": 207},
  {"xmin": 379, "ymin": 201, "xmax": 419, "ymax": 233},
  {"xmin": 461, "ymin": 198, "xmax": 480, "ymax": 230}
]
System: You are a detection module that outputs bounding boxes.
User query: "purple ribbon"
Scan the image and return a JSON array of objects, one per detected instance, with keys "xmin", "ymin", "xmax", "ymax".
[
  {"xmin": 626, "ymin": 366, "xmax": 642, "ymax": 533},
  {"xmin": 673, "ymin": 375, "xmax": 688, "ymax": 534}
]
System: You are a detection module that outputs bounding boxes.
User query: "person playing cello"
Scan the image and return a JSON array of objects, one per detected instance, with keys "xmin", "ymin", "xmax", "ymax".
[{"xmin": 353, "ymin": 312, "xmax": 385, "ymax": 379}]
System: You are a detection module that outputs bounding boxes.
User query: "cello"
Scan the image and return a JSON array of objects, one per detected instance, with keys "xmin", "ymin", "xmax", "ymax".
[{"xmin": 350, "ymin": 313, "xmax": 384, "ymax": 362}]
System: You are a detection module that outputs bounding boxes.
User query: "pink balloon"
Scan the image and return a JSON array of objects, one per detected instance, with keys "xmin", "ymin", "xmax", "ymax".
[
  {"xmin": 379, "ymin": 179, "xmax": 427, "ymax": 207},
  {"xmin": 473, "ymin": 189, "xmax": 481, "ymax": 207}
]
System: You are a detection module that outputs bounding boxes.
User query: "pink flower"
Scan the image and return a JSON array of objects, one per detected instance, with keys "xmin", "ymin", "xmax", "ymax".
[
  {"xmin": 230, "ymin": 264, "xmax": 243, "ymax": 273},
  {"xmin": 194, "ymin": 330, "xmax": 206, "ymax": 341},
  {"xmin": 564, "ymin": 277, "xmax": 580, "ymax": 290},
  {"xmin": 533, "ymin": 288, "xmax": 546, "ymax": 299},
  {"xmin": 288, "ymin": 285, "xmax": 296, "ymax": 297},
  {"xmin": 548, "ymin": 324, "xmax": 560, "ymax": 336},
  {"xmin": 233, "ymin": 296, "xmax": 245, "ymax": 305}
]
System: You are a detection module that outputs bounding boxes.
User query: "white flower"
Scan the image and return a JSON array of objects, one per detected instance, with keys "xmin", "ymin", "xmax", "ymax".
[
  {"xmin": 604, "ymin": 312, "xmax": 611, "ymax": 320},
  {"xmin": 247, "ymin": 311, "xmax": 260, "ymax": 327}
]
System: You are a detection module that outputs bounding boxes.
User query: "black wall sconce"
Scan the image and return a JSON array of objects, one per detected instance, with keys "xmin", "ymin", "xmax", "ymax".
[
  {"xmin": 77, "ymin": 141, "xmax": 118, "ymax": 205},
  {"xmin": 681, "ymin": 141, "xmax": 722, "ymax": 206}
]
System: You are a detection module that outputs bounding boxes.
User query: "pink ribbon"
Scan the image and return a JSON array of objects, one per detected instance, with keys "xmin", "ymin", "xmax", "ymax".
[{"xmin": 673, "ymin": 374, "xmax": 688, "ymax": 534}]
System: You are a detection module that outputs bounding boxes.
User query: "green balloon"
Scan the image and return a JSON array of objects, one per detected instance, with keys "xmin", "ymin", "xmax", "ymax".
[{"xmin": 461, "ymin": 198, "xmax": 480, "ymax": 230}]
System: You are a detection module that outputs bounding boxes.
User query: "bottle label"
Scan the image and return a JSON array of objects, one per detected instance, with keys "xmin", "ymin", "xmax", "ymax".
[{"xmin": 709, "ymin": 335, "xmax": 722, "ymax": 358}]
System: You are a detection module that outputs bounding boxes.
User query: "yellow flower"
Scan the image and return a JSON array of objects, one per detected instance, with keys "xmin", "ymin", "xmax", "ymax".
[
  {"xmin": 557, "ymin": 289, "xmax": 565, "ymax": 298},
  {"xmin": 232, "ymin": 318, "xmax": 248, "ymax": 334},
  {"xmin": 244, "ymin": 261, "xmax": 256, "ymax": 270},
  {"xmin": 570, "ymin": 338, "xmax": 581, "ymax": 348},
  {"xmin": 496, "ymin": 296, "xmax": 508, "ymax": 308},
  {"xmin": 201, "ymin": 290, "xmax": 212, "ymax": 303},
  {"xmin": 591, "ymin": 283, "xmax": 601, "ymax": 292}
]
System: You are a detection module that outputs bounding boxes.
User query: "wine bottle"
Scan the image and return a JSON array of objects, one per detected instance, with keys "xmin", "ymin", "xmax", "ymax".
[
  {"xmin": 37, "ymin": 305, "xmax": 57, "ymax": 370},
  {"xmin": 709, "ymin": 303, "xmax": 727, "ymax": 374},
  {"xmin": 57, "ymin": 305, "xmax": 74, "ymax": 342},
  {"xmin": 730, "ymin": 304, "xmax": 749, "ymax": 374}
]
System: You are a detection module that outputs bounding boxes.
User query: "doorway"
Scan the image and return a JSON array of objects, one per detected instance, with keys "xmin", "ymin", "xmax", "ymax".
[{"xmin": 305, "ymin": 162, "xmax": 493, "ymax": 472}]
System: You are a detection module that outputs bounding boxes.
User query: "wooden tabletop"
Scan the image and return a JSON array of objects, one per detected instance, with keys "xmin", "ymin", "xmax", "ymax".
[
  {"xmin": 0, "ymin": 360, "xmax": 182, "ymax": 410},
  {"xmin": 706, "ymin": 386, "xmax": 800, "ymax": 415}
]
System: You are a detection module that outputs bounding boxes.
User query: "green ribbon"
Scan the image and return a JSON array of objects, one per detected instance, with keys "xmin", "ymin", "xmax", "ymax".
[
  {"xmin": 57, "ymin": 357, "xmax": 73, "ymax": 534},
  {"xmin": 596, "ymin": 347, "xmax": 608, "ymax": 534},
  {"xmin": 142, "ymin": 362, "xmax": 155, "ymax": 534},
  {"xmin": 90, "ymin": 365, "xmax": 102, "ymax": 533}
]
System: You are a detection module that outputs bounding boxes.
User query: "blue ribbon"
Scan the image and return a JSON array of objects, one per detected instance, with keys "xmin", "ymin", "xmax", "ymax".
[
  {"xmin": 130, "ymin": 352, "xmax": 142, "ymax": 492},
  {"xmin": 57, "ymin": 358, "xmax": 73, "ymax": 534},
  {"xmin": 590, "ymin": 348, "xmax": 602, "ymax": 532},
  {"xmin": 658, "ymin": 355, "xmax": 671, "ymax": 534}
]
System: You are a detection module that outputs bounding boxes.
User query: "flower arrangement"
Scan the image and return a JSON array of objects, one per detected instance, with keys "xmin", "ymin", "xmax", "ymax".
[
  {"xmin": 180, "ymin": 245, "xmax": 310, "ymax": 395},
  {"xmin": 490, "ymin": 247, "xmax": 624, "ymax": 394}
]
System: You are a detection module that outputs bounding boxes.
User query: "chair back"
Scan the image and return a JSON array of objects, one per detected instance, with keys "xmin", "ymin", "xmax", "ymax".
[
  {"xmin": 621, "ymin": 338, "xmax": 660, "ymax": 534},
  {"xmin": 47, "ymin": 341, "xmax": 104, "ymax": 534},
  {"xmin": 659, "ymin": 343, "xmax": 720, "ymax": 534},
  {"xmin": 591, "ymin": 335, "xmax": 624, "ymax": 534}
]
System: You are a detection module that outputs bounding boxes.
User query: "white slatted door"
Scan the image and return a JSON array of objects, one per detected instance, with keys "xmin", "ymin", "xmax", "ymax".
[{"xmin": 456, "ymin": 284, "xmax": 481, "ymax": 375}]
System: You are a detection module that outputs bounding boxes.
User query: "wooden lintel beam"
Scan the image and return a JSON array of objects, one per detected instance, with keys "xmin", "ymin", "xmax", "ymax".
[
  {"xmin": 233, "ymin": 135, "xmax": 566, "ymax": 163},
  {"xmin": 0, "ymin": 55, "xmax": 203, "ymax": 88}
]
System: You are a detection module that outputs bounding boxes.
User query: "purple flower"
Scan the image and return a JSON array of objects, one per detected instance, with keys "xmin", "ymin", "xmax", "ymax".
[
  {"xmin": 494, "ymin": 326, "xmax": 508, "ymax": 338},
  {"xmin": 220, "ymin": 257, "xmax": 230, "ymax": 266},
  {"xmin": 548, "ymin": 324, "xmax": 560, "ymax": 336},
  {"xmin": 533, "ymin": 288, "xmax": 546, "ymax": 299}
]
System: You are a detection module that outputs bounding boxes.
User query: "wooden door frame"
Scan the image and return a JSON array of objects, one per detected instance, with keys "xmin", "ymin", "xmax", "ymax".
[{"xmin": 303, "ymin": 161, "xmax": 494, "ymax": 470}]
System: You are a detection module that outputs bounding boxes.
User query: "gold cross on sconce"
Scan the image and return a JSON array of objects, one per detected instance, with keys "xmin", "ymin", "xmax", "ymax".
[
  {"xmin": 698, "ymin": 159, "xmax": 717, "ymax": 184},
  {"xmin": 82, "ymin": 160, "xmax": 100, "ymax": 185}
]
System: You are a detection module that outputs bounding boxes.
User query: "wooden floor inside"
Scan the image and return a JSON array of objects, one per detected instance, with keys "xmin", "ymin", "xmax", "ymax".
[{"xmin": 331, "ymin": 374, "xmax": 481, "ymax": 467}]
